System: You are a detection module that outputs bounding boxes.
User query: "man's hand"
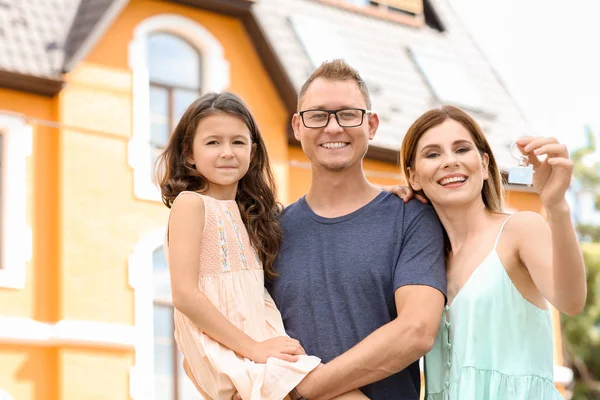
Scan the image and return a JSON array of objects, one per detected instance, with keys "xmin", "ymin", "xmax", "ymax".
[{"xmin": 381, "ymin": 185, "xmax": 428, "ymax": 203}]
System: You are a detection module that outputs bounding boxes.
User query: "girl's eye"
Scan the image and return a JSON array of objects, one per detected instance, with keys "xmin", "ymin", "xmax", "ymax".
[
  {"xmin": 233, "ymin": 140, "xmax": 246, "ymax": 145},
  {"xmin": 206, "ymin": 140, "xmax": 218, "ymax": 145}
]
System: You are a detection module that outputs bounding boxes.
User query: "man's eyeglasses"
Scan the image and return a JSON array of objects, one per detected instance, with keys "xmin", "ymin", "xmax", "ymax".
[{"xmin": 298, "ymin": 108, "xmax": 371, "ymax": 128}]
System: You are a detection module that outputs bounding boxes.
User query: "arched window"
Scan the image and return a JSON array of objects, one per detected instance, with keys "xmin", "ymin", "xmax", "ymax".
[
  {"xmin": 128, "ymin": 15, "xmax": 229, "ymax": 202},
  {"xmin": 152, "ymin": 246, "xmax": 202, "ymax": 400},
  {"xmin": 147, "ymin": 33, "xmax": 202, "ymax": 167}
]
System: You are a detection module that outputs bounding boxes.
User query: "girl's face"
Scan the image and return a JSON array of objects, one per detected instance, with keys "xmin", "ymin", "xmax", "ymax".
[
  {"xmin": 408, "ymin": 118, "xmax": 489, "ymax": 208},
  {"xmin": 187, "ymin": 112, "xmax": 254, "ymax": 196}
]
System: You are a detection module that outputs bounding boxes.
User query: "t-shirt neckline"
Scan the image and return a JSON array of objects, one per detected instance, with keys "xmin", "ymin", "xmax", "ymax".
[{"xmin": 299, "ymin": 191, "xmax": 389, "ymax": 224}]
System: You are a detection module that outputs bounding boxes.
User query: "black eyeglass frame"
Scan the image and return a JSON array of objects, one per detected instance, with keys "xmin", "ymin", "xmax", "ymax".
[{"xmin": 298, "ymin": 108, "xmax": 372, "ymax": 128}]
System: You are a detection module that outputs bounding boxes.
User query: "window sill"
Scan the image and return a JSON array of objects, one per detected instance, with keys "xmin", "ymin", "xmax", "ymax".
[{"xmin": 317, "ymin": 0, "xmax": 425, "ymax": 27}]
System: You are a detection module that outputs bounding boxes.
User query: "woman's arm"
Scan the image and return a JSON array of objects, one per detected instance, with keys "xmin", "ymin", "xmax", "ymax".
[
  {"xmin": 168, "ymin": 193, "xmax": 305, "ymax": 362},
  {"xmin": 514, "ymin": 137, "xmax": 587, "ymax": 316},
  {"xmin": 513, "ymin": 209, "xmax": 586, "ymax": 315}
]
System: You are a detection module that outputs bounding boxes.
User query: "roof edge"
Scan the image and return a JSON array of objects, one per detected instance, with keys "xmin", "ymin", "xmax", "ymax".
[
  {"xmin": 0, "ymin": 71, "xmax": 63, "ymax": 97},
  {"xmin": 63, "ymin": 0, "xmax": 130, "ymax": 72},
  {"xmin": 169, "ymin": 0, "xmax": 255, "ymax": 15}
]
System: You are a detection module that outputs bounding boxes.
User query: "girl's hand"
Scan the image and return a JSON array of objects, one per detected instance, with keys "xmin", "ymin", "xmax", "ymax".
[
  {"xmin": 382, "ymin": 185, "xmax": 429, "ymax": 203},
  {"xmin": 516, "ymin": 136, "xmax": 573, "ymax": 209},
  {"xmin": 249, "ymin": 336, "xmax": 306, "ymax": 363}
]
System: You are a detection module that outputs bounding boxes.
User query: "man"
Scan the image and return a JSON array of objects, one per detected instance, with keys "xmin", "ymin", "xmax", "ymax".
[{"xmin": 267, "ymin": 59, "xmax": 446, "ymax": 400}]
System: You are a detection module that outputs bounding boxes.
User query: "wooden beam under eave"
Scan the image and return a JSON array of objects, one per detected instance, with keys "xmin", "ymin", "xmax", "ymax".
[
  {"xmin": 0, "ymin": 71, "xmax": 63, "ymax": 97},
  {"xmin": 168, "ymin": 0, "xmax": 254, "ymax": 16}
]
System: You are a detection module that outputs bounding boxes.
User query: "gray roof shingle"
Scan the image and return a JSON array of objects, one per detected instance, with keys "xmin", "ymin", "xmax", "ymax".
[
  {"xmin": 0, "ymin": 0, "xmax": 80, "ymax": 79},
  {"xmin": 252, "ymin": 0, "xmax": 530, "ymax": 169}
]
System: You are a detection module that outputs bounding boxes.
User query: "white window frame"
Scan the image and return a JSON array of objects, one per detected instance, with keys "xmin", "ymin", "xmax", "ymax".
[
  {"xmin": 0, "ymin": 388, "xmax": 15, "ymax": 400},
  {"xmin": 0, "ymin": 113, "xmax": 32, "ymax": 289},
  {"xmin": 128, "ymin": 14, "xmax": 230, "ymax": 202},
  {"xmin": 128, "ymin": 227, "xmax": 165, "ymax": 400}
]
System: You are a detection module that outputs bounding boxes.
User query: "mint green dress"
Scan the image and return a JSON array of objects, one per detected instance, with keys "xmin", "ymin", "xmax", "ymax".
[{"xmin": 425, "ymin": 217, "xmax": 563, "ymax": 400}]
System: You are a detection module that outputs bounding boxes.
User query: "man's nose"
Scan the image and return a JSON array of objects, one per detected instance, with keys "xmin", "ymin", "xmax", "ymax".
[{"xmin": 324, "ymin": 114, "xmax": 343, "ymax": 133}]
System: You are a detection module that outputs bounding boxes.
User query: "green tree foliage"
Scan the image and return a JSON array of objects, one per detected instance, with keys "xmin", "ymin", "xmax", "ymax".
[
  {"xmin": 563, "ymin": 126, "xmax": 600, "ymax": 399},
  {"xmin": 562, "ymin": 244, "xmax": 600, "ymax": 399}
]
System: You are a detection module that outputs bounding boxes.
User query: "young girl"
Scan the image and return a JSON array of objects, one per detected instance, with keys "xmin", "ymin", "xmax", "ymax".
[
  {"xmin": 156, "ymin": 92, "xmax": 368, "ymax": 400},
  {"xmin": 398, "ymin": 105, "xmax": 587, "ymax": 399}
]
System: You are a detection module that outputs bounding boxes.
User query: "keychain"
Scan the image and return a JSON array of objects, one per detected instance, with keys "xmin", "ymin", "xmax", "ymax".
[{"xmin": 507, "ymin": 141, "xmax": 534, "ymax": 186}]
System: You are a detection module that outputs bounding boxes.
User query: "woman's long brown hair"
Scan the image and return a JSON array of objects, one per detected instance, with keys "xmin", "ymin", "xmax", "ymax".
[{"xmin": 156, "ymin": 92, "xmax": 281, "ymax": 278}]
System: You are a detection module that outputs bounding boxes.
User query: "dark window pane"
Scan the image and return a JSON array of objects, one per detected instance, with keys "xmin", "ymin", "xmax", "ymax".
[
  {"xmin": 148, "ymin": 33, "xmax": 201, "ymax": 89},
  {"xmin": 154, "ymin": 304, "xmax": 175, "ymax": 400},
  {"xmin": 153, "ymin": 247, "xmax": 172, "ymax": 302},
  {"xmin": 173, "ymin": 89, "xmax": 201, "ymax": 130},
  {"xmin": 149, "ymin": 85, "xmax": 170, "ymax": 148}
]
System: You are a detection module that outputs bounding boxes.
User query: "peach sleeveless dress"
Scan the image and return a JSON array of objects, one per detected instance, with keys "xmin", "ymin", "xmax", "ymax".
[{"xmin": 165, "ymin": 191, "xmax": 320, "ymax": 400}]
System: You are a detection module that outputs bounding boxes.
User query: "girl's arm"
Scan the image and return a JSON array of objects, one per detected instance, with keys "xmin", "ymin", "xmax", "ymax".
[
  {"xmin": 168, "ymin": 193, "xmax": 305, "ymax": 362},
  {"xmin": 513, "ymin": 137, "xmax": 587, "ymax": 316}
]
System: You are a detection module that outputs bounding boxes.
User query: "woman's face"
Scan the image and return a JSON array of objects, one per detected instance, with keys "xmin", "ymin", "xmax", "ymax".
[{"xmin": 408, "ymin": 118, "xmax": 489, "ymax": 209}]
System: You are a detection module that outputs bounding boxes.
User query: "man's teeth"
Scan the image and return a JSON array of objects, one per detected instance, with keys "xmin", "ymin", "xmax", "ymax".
[
  {"xmin": 321, "ymin": 142, "xmax": 348, "ymax": 149},
  {"xmin": 440, "ymin": 176, "xmax": 466, "ymax": 185}
]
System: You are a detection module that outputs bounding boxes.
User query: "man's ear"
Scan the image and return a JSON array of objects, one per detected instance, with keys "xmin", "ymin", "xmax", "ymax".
[
  {"xmin": 407, "ymin": 167, "xmax": 422, "ymax": 191},
  {"xmin": 291, "ymin": 113, "xmax": 302, "ymax": 141},
  {"xmin": 482, "ymin": 153, "xmax": 490, "ymax": 180},
  {"xmin": 367, "ymin": 112, "xmax": 379, "ymax": 140}
]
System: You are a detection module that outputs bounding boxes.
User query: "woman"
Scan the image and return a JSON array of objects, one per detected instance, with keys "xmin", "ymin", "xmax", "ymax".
[{"xmin": 399, "ymin": 106, "xmax": 586, "ymax": 399}]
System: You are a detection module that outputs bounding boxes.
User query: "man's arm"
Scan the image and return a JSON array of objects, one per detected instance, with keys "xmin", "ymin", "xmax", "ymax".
[{"xmin": 297, "ymin": 285, "xmax": 444, "ymax": 399}]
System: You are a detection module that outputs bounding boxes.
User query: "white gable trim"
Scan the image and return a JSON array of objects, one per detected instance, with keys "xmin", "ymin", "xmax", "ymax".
[
  {"xmin": 128, "ymin": 227, "xmax": 166, "ymax": 400},
  {"xmin": 0, "ymin": 113, "xmax": 32, "ymax": 289}
]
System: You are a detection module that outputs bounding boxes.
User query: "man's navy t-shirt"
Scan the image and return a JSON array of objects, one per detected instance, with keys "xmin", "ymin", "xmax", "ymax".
[{"xmin": 267, "ymin": 192, "xmax": 446, "ymax": 399}]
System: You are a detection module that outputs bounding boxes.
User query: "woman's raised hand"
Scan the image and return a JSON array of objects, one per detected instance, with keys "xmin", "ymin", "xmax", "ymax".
[{"xmin": 516, "ymin": 136, "xmax": 573, "ymax": 209}]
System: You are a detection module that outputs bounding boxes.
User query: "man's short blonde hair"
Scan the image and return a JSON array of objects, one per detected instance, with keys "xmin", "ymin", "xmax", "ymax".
[{"xmin": 297, "ymin": 59, "xmax": 372, "ymax": 111}]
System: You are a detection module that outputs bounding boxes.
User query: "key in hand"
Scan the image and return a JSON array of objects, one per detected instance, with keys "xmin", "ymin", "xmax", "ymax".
[{"xmin": 508, "ymin": 160, "xmax": 533, "ymax": 186}]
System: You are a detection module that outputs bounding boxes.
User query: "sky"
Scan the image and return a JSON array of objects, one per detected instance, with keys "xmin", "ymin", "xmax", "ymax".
[{"xmin": 448, "ymin": 0, "xmax": 600, "ymax": 151}]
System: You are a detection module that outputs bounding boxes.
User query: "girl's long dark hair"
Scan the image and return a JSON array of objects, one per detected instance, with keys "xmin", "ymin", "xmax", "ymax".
[{"xmin": 156, "ymin": 92, "xmax": 282, "ymax": 278}]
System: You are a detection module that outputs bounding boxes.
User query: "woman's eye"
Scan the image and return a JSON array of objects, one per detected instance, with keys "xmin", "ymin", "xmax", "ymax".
[
  {"xmin": 456, "ymin": 147, "xmax": 470, "ymax": 153},
  {"xmin": 425, "ymin": 152, "xmax": 439, "ymax": 159}
]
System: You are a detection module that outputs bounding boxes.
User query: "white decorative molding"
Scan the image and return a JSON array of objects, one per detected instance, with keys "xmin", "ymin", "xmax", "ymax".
[
  {"xmin": 127, "ymin": 14, "xmax": 230, "ymax": 202},
  {"xmin": 0, "ymin": 388, "xmax": 14, "ymax": 400},
  {"xmin": 0, "ymin": 113, "xmax": 33, "ymax": 289},
  {"xmin": 0, "ymin": 317, "xmax": 136, "ymax": 349},
  {"xmin": 128, "ymin": 227, "xmax": 165, "ymax": 400}
]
